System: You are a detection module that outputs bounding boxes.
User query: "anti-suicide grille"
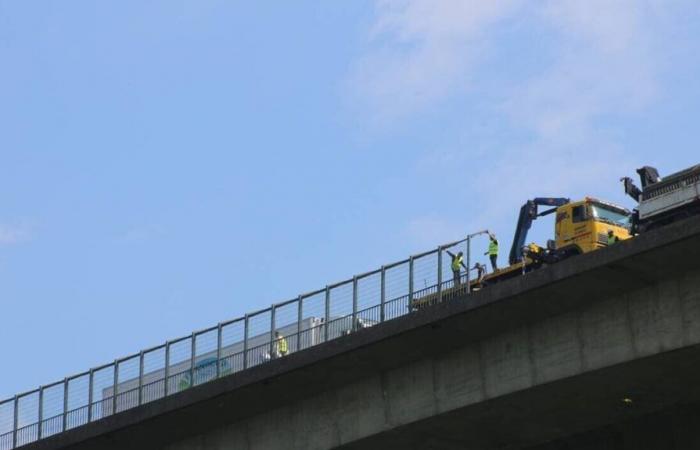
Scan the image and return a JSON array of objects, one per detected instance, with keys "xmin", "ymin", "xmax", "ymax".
[{"xmin": 643, "ymin": 171, "xmax": 700, "ymax": 201}]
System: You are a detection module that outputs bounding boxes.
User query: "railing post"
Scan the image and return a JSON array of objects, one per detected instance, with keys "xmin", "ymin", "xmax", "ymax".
[
  {"xmin": 352, "ymin": 277, "xmax": 358, "ymax": 330},
  {"xmin": 269, "ymin": 304, "xmax": 276, "ymax": 358},
  {"xmin": 409, "ymin": 256, "xmax": 415, "ymax": 304},
  {"xmin": 164, "ymin": 342, "xmax": 171, "ymax": 396},
  {"xmin": 112, "ymin": 363, "xmax": 118, "ymax": 416},
  {"xmin": 380, "ymin": 266, "xmax": 386, "ymax": 322},
  {"xmin": 437, "ymin": 246, "xmax": 443, "ymax": 303},
  {"xmin": 12, "ymin": 395, "xmax": 18, "ymax": 448},
  {"xmin": 38, "ymin": 387, "xmax": 44, "ymax": 439},
  {"xmin": 63, "ymin": 378, "xmax": 68, "ymax": 431},
  {"xmin": 466, "ymin": 236, "xmax": 471, "ymax": 294},
  {"xmin": 190, "ymin": 333, "xmax": 196, "ymax": 386},
  {"xmin": 296, "ymin": 295, "xmax": 303, "ymax": 352},
  {"xmin": 243, "ymin": 315, "xmax": 250, "ymax": 369},
  {"xmin": 216, "ymin": 324, "xmax": 223, "ymax": 379},
  {"xmin": 88, "ymin": 370, "xmax": 94, "ymax": 422},
  {"xmin": 324, "ymin": 286, "xmax": 330, "ymax": 341},
  {"xmin": 63, "ymin": 379, "xmax": 69, "ymax": 430},
  {"xmin": 138, "ymin": 351, "xmax": 144, "ymax": 406}
]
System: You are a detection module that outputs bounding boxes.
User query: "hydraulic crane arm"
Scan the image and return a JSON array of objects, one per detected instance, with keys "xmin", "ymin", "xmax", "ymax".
[{"xmin": 509, "ymin": 197, "xmax": 570, "ymax": 265}]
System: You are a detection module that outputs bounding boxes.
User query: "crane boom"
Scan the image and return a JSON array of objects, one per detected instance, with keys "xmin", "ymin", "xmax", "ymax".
[{"xmin": 509, "ymin": 197, "xmax": 570, "ymax": 265}]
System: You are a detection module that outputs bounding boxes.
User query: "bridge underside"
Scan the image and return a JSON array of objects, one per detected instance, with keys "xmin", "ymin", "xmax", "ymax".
[{"xmin": 339, "ymin": 342, "xmax": 700, "ymax": 450}]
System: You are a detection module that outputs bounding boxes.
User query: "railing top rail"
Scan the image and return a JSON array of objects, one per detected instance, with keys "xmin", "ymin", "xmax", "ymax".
[
  {"xmin": 273, "ymin": 297, "xmax": 299, "ymax": 308},
  {"xmin": 142, "ymin": 343, "xmax": 167, "ymax": 354},
  {"xmin": 300, "ymin": 287, "xmax": 326, "ymax": 298},
  {"xmin": 328, "ymin": 278, "xmax": 353, "ymax": 289},
  {"xmin": 383, "ymin": 258, "xmax": 410, "ymax": 270},
  {"xmin": 193, "ymin": 325, "xmax": 218, "ymax": 336},
  {"xmin": 66, "ymin": 371, "xmax": 91, "ymax": 382}
]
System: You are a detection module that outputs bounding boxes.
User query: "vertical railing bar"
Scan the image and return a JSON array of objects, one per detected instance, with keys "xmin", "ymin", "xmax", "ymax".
[
  {"xmin": 243, "ymin": 315, "xmax": 249, "ymax": 369},
  {"xmin": 112, "ymin": 363, "xmax": 118, "ymax": 416},
  {"xmin": 296, "ymin": 295, "xmax": 303, "ymax": 352},
  {"xmin": 164, "ymin": 342, "xmax": 171, "ymax": 397},
  {"xmin": 324, "ymin": 286, "xmax": 330, "ymax": 342},
  {"xmin": 190, "ymin": 333, "xmax": 196, "ymax": 386},
  {"xmin": 12, "ymin": 395, "xmax": 18, "ymax": 448},
  {"xmin": 437, "ymin": 246, "xmax": 443, "ymax": 303},
  {"xmin": 138, "ymin": 351, "xmax": 144, "ymax": 406},
  {"xmin": 409, "ymin": 256, "xmax": 415, "ymax": 304},
  {"xmin": 269, "ymin": 304, "xmax": 276, "ymax": 358},
  {"xmin": 88, "ymin": 369, "xmax": 94, "ymax": 423},
  {"xmin": 37, "ymin": 387, "xmax": 44, "ymax": 439},
  {"xmin": 380, "ymin": 266, "xmax": 386, "ymax": 322},
  {"xmin": 352, "ymin": 276, "xmax": 358, "ymax": 331},
  {"xmin": 216, "ymin": 323, "xmax": 223, "ymax": 379}
]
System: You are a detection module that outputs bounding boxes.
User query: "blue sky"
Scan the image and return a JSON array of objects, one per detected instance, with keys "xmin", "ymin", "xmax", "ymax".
[{"xmin": 1, "ymin": 0, "xmax": 699, "ymax": 399}]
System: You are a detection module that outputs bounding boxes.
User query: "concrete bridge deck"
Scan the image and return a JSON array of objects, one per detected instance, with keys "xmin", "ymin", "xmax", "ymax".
[{"xmin": 24, "ymin": 217, "xmax": 700, "ymax": 450}]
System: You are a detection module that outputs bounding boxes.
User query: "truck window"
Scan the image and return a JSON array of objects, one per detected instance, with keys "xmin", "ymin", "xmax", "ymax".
[
  {"xmin": 572, "ymin": 205, "xmax": 586, "ymax": 223},
  {"xmin": 590, "ymin": 204, "xmax": 630, "ymax": 228}
]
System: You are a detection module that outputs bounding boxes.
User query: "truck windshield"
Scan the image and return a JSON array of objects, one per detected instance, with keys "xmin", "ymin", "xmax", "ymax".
[{"xmin": 590, "ymin": 204, "xmax": 630, "ymax": 227}]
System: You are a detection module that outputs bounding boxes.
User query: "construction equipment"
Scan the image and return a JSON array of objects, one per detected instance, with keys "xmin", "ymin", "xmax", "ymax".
[
  {"xmin": 411, "ymin": 163, "xmax": 699, "ymax": 309},
  {"xmin": 509, "ymin": 197, "xmax": 570, "ymax": 265},
  {"xmin": 410, "ymin": 197, "xmax": 632, "ymax": 309},
  {"xmin": 476, "ymin": 197, "xmax": 632, "ymax": 286},
  {"xmin": 622, "ymin": 164, "xmax": 700, "ymax": 234}
]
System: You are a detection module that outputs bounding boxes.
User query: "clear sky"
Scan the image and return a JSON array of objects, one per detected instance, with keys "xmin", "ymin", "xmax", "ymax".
[{"xmin": 1, "ymin": 0, "xmax": 699, "ymax": 399}]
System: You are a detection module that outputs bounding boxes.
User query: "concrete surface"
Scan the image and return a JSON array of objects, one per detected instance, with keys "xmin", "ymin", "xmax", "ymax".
[{"xmin": 22, "ymin": 216, "xmax": 700, "ymax": 450}]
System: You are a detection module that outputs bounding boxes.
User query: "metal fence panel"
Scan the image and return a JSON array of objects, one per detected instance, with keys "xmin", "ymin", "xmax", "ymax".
[
  {"xmin": 328, "ymin": 281, "xmax": 353, "ymax": 338},
  {"xmin": 413, "ymin": 250, "xmax": 438, "ymax": 295},
  {"xmin": 274, "ymin": 300, "xmax": 299, "ymax": 353},
  {"xmin": 193, "ymin": 329, "xmax": 217, "ymax": 387},
  {"xmin": 16, "ymin": 391, "xmax": 39, "ymax": 446},
  {"xmin": 116, "ymin": 356, "xmax": 139, "ymax": 413},
  {"xmin": 0, "ymin": 398, "xmax": 12, "ymax": 450},
  {"xmin": 220, "ymin": 320, "xmax": 245, "ymax": 374},
  {"xmin": 91, "ymin": 365, "xmax": 115, "ymax": 420},
  {"xmin": 167, "ymin": 338, "xmax": 192, "ymax": 395},
  {"xmin": 299, "ymin": 291, "xmax": 325, "ymax": 350},
  {"xmin": 384, "ymin": 261, "xmax": 410, "ymax": 320},
  {"xmin": 66, "ymin": 375, "xmax": 89, "ymax": 429},
  {"xmin": 142, "ymin": 346, "xmax": 166, "ymax": 404},
  {"xmin": 246, "ymin": 309, "xmax": 271, "ymax": 368},
  {"xmin": 40, "ymin": 384, "xmax": 64, "ymax": 438}
]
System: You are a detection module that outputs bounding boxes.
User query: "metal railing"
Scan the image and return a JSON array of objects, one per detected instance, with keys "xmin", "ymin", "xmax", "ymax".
[{"xmin": 0, "ymin": 231, "xmax": 491, "ymax": 449}]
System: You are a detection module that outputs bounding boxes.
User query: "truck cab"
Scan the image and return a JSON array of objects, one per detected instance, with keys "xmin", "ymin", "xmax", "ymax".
[{"xmin": 553, "ymin": 198, "xmax": 632, "ymax": 255}]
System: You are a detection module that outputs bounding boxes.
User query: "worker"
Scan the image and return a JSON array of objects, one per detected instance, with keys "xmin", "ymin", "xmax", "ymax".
[
  {"xmin": 273, "ymin": 331, "xmax": 288, "ymax": 358},
  {"xmin": 446, "ymin": 250, "xmax": 467, "ymax": 287},
  {"xmin": 472, "ymin": 262, "xmax": 486, "ymax": 289},
  {"xmin": 607, "ymin": 230, "xmax": 618, "ymax": 246},
  {"xmin": 485, "ymin": 234, "xmax": 499, "ymax": 271}
]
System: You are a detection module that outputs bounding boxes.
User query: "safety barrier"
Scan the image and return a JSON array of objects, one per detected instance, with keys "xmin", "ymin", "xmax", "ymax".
[{"xmin": 0, "ymin": 231, "xmax": 490, "ymax": 449}]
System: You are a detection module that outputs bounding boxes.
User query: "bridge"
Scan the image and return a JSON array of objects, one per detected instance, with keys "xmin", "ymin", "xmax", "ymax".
[{"xmin": 4, "ymin": 217, "xmax": 700, "ymax": 450}]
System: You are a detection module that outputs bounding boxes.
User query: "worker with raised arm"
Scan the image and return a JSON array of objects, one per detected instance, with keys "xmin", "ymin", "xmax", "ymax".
[
  {"xmin": 446, "ymin": 250, "xmax": 467, "ymax": 287},
  {"xmin": 485, "ymin": 234, "xmax": 499, "ymax": 271},
  {"xmin": 273, "ymin": 331, "xmax": 288, "ymax": 358}
]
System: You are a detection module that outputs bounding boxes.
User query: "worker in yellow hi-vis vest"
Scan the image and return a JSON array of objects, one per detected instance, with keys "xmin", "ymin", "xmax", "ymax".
[
  {"xmin": 446, "ymin": 250, "xmax": 468, "ymax": 287},
  {"xmin": 273, "ymin": 331, "xmax": 288, "ymax": 358},
  {"xmin": 485, "ymin": 234, "xmax": 499, "ymax": 272}
]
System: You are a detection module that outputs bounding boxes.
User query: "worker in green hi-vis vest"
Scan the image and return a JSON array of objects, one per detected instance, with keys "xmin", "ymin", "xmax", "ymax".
[{"xmin": 485, "ymin": 234, "xmax": 499, "ymax": 272}]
